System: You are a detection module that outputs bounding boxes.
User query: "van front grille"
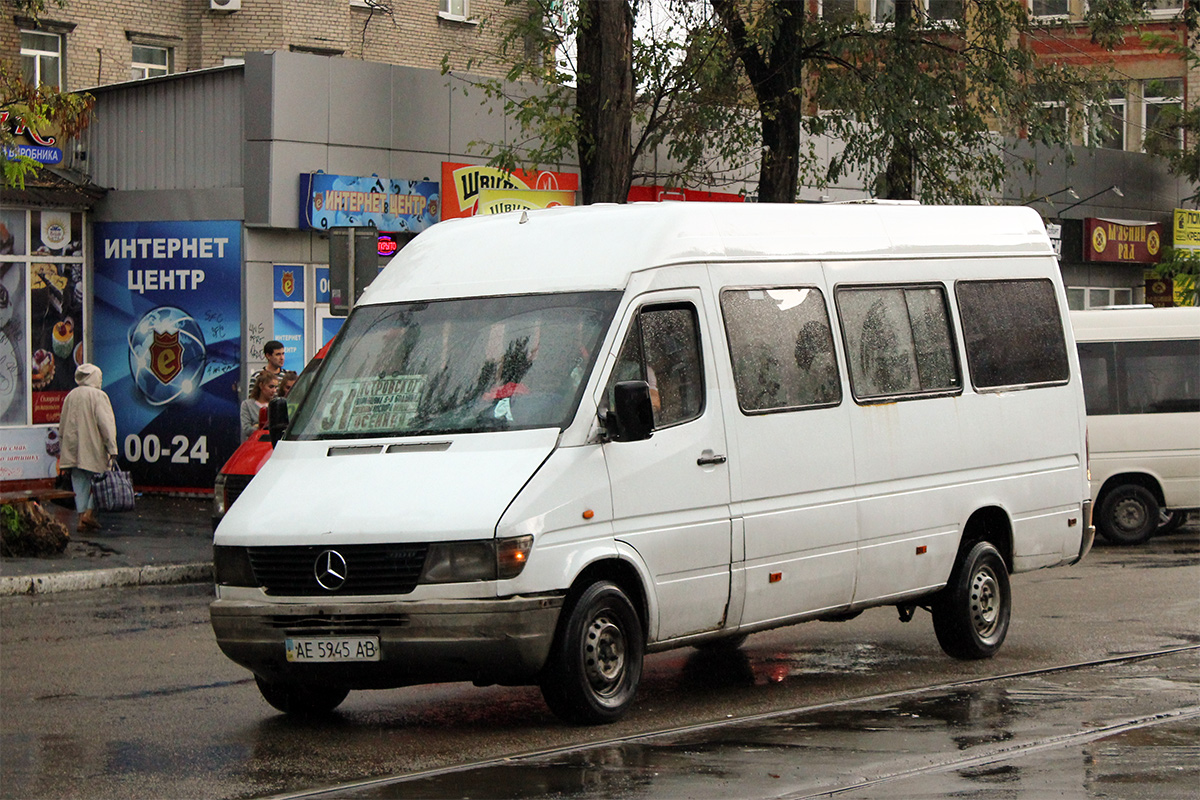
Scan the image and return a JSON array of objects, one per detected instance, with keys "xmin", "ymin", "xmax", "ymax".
[{"xmin": 247, "ymin": 544, "xmax": 428, "ymax": 596}]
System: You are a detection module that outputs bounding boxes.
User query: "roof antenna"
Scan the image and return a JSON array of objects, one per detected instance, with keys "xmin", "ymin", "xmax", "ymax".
[{"xmin": 519, "ymin": 211, "xmax": 529, "ymax": 224}]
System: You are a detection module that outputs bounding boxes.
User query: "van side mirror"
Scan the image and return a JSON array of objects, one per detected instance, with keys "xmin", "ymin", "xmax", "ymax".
[
  {"xmin": 267, "ymin": 396, "xmax": 289, "ymax": 447},
  {"xmin": 605, "ymin": 381, "xmax": 654, "ymax": 442}
]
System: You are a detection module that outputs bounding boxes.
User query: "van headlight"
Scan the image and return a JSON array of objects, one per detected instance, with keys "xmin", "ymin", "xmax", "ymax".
[
  {"xmin": 419, "ymin": 535, "xmax": 533, "ymax": 583},
  {"xmin": 213, "ymin": 545, "xmax": 256, "ymax": 587},
  {"xmin": 213, "ymin": 473, "xmax": 229, "ymax": 519}
]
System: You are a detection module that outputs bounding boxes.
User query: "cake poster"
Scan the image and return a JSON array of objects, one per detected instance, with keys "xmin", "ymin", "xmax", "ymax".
[{"xmin": 29, "ymin": 261, "xmax": 85, "ymax": 424}]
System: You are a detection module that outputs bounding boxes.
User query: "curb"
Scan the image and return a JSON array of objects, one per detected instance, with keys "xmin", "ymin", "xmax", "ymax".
[{"xmin": 0, "ymin": 562, "xmax": 212, "ymax": 596}]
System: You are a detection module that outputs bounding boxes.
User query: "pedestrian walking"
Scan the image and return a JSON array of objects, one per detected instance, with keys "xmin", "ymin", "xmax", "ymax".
[
  {"xmin": 241, "ymin": 370, "xmax": 279, "ymax": 441},
  {"xmin": 58, "ymin": 363, "xmax": 117, "ymax": 532}
]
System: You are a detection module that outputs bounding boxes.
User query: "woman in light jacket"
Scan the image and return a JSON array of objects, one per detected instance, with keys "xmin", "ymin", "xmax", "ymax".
[{"xmin": 58, "ymin": 363, "xmax": 118, "ymax": 532}]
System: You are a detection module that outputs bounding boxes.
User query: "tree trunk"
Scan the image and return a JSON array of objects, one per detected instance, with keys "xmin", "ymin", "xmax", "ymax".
[
  {"xmin": 710, "ymin": 0, "xmax": 806, "ymax": 203},
  {"xmin": 576, "ymin": 0, "xmax": 634, "ymax": 204},
  {"xmin": 878, "ymin": 0, "xmax": 916, "ymax": 200},
  {"xmin": 757, "ymin": 85, "xmax": 803, "ymax": 203}
]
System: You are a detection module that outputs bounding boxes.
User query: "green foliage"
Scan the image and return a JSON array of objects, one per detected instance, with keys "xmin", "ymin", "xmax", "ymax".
[
  {"xmin": 1, "ymin": 58, "xmax": 94, "ymax": 189},
  {"xmin": 805, "ymin": 0, "xmax": 1142, "ymax": 203},
  {"xmin": 443, "ymin": 0, "xmax": 757, "ymax": 193},
  {"xmin": 1152, "ymin": 246, "xmax": 1200, "ymax": 306}
]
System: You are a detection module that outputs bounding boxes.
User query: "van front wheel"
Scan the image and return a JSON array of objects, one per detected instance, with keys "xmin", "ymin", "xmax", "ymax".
[
  {"xmin": 540, "ymin": 581, "xmax": 644, "ymax": 725},
  {"xmin": 932, "ymin": 541, "xmax": 1010, "ymax": 660}
]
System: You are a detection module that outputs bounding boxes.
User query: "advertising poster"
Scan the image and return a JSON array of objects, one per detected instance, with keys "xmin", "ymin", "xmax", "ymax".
[
  {"xmin": 29, "ymin": 261, "xmax": 85, "ymax": 423},
  {"xmin": 0, "ymin": 261, "xmax": 27, "ymax": 427},
  {"xmin": 1084, "ymin": 218, "xmax": 1162, "ymax": 264},
  {"xmin": 0, "ymin": 426, "xmax": 60, "ymax": 482},
  {"xmin": 299, "ymin": 173, "xmax": 439, "ymax": 233},
  {"xmin": 441, "ymin": 162, "xmax": 579, "ymax": 220},
  {"xmin": 93, "ymin": 221, "xmax": 242, "ymax": 491},
  {"xmin": 273, "ymin": 308, "xmax": 305, "ymax": 366},
  {"xmin": 475, "ymin": 188, "xmax": 575, "ymax": 216},
  {"xmin": 273, "ymin": 264, "xmax": 304, "ymax": 303}
]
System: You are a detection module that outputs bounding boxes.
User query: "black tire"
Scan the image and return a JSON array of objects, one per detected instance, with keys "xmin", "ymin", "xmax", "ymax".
[
  {"xmin": 1097, "ymin": 484, "xmax": 1160, "ymax": 546},
  {"xmin": 540, "ymin": 580, "xmax": 644, "ymax": 725},
  {"xmin": 932, "ymin": 541, "xmax": 1010, "ymax": 660},
  {"xmin": 255, "ymin": 675, "xmax": 349, "ymax": 715},
  {"xmin": 1156, "ymin": 509, "xmax": 1189, "ymax": 536}
]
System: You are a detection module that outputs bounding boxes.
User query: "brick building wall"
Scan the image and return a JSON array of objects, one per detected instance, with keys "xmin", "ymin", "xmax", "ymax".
[{"xmin": 1, "ymin": 0, "xmax": 518, "ymax": 92}]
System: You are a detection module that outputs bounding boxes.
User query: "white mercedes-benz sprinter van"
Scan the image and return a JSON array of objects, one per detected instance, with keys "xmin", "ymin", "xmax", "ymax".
[
  {"xmin": 1071, "ymin": 307, "xmax": 1200, "ymax": 545},
  {"xmin": 211, "ymin": 203, "xmax": 1092, "ymax": 723}
]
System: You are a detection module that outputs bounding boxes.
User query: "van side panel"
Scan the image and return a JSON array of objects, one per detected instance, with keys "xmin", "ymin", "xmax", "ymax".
[{"xmin": 705, "ymin": 262, "xmax": 859, "ymax": 627}]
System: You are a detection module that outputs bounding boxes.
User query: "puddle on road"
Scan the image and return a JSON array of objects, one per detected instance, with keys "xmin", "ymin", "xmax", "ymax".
[{"xmin": 331, "ymin": 655, "xmax": 1200, "ymax": 800}]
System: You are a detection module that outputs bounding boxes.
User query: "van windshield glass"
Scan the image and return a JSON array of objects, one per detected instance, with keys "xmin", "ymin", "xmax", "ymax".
[{"xmin": 289, "ymin": 292, "xmax": 622, "ymax": 439}]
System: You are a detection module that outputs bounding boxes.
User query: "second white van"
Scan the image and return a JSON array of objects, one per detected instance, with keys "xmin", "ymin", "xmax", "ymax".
[
  {"xmin": 1071, "ymin": 307, "xmax": 1200, "ymax": 545},
  {"xmin": 211, "ymin": 203, "xmax": 1092, "ymax": 724}
]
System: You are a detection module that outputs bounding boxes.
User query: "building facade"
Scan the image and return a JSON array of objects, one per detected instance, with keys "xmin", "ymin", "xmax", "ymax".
[{"xmin": 1, "ymin": 0, "xmax": 1196, "ymax": 492}]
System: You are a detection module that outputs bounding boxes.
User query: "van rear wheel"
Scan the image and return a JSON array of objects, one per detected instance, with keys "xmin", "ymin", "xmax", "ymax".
[
  {"xmin": 255, "ymin": 675, "xmax": 349, "ymax": 716},
  {"xmin": 540, "ymin": 581, "xmax": 643, "ymax": 725},
  {"xmin": 932, "ymin": 541, "xmax": 1010, "ymax": 660},
  {"xmin": 1097, "ymin": 485, "xmax": 1159, "ymax": 546}
]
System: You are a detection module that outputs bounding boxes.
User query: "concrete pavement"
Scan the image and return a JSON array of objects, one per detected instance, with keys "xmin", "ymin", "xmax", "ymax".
[{"xmin": 0, "ymin": 493, "xmax": 213, "ymax": 596}]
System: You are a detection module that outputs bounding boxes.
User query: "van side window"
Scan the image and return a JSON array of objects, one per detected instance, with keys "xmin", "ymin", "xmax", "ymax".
[
  {"xmin": 957, "ymin": 279, "xmax": 1069, "ymax": 390},
  {"xmin": 835, "ymin": 285, "xmax": 960, "ymax": 401},
  {"xmin": 605, "ymin": 304, "xmax": 704, "ymax": 428},
  {"xmin": 720, "ymin": 287, "xmax": 841, "ymax": 412},
  {"xmin": 1080, "ymin": 339, "xmax": 1200, "ymax": 415}
]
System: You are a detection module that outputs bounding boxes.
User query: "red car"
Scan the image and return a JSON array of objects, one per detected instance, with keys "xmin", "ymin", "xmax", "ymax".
[{"xmin": 212, "ymin": 341, "xmax": 331, "ymax": 527}]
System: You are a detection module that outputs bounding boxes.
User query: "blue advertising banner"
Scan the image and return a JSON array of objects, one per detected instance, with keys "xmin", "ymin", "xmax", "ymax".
[
  {"xmin": 93, "ymin": 221, "xmax": 242, "ymax": 491},
  {"xmin": 273, "ymin": 308, "xmax": 305, "ymax": 366},
  {"xmin": 321, "ymin": 317, "xmax": 344, "ymax": 349},
  {"xmin": 315, "ymin": 267, "xmax": 330, "ymax": 304},
  {"xmin": 299, "ymin": 173, "xmax": 439, "ymax": 232},
  {"xmin": 273, "ymin": 264, "xmax": 304, "ymax": 303}
]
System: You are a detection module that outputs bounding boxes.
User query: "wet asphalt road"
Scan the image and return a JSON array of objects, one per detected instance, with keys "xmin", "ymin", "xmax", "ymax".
[{"xmin": 1, "ymin": 526, "xmax": 1197, "ymax": 800}]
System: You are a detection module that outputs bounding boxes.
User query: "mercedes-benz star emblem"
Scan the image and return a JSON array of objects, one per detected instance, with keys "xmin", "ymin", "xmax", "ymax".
[{"xmin": 314, "ymin": 550, "xmax": 347, "ymax": 591}]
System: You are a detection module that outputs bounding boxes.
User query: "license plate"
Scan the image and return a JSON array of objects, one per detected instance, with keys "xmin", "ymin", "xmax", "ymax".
[{"xmin": 285, "ymin": 636, "xmax": 380, "ymax": 662}]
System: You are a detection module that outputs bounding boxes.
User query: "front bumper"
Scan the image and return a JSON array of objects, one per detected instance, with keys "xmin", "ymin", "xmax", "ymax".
[{"xmin": 210, "ymin": 593, "xmax": 564, "ymax": 689}]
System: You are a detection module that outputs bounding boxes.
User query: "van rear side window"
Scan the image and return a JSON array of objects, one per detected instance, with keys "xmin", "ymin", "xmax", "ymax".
[
  {"xmin": 720, "ymin": 287, "xmax": 841, "ymax": 413},
  {"xmin": 957, "ymin": 279, "xmax": 1068, "ymax": 390},
  {"xmin": 1078, "ymin": 339, "xmax": 1200, "ymax": 415},
  {"xmin": 835, "ymin": 285, "xmax": 959, "ymax": 401}
]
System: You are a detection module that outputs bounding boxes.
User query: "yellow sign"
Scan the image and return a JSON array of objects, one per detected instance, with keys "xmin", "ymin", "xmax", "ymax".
[
  {"xmin": 1176, "ymin": 208, "xmax": 1200, "ymax": 249},
  {"xmin": 476, "ymin": 188, "xmax": 576, "ymax": 216}
]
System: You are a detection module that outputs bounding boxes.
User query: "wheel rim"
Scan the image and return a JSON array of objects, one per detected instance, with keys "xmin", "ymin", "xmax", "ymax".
[
  {"xmin": 583, "ymin": 612, "xmax": 626, "ymax": 699},
  {"xmin": 1113, "ymin": 498, "xmax": 1148, "ymax": 533},
  {"xmin": 970, "ymin": 565, "xmax": 1003, "ymax": 642}
]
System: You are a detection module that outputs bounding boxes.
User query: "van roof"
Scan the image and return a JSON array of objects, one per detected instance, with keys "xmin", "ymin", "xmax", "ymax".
[
  {"xmin": 1069, "ymin": 306, "xmax": 1200, "ymax": 341},
  {"xmin": 362, "ymin": 202, "xmax": 1055, "ymax": 304}
]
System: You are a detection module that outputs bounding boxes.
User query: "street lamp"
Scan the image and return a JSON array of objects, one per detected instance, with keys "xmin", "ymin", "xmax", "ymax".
[
  {"xmin": 1058, "ymin": 185, "xmax": 1125, "ymax": 215},
  {"xmin": 1022, "ymin": 186, "xmax": 1079, "ymax": 206}
]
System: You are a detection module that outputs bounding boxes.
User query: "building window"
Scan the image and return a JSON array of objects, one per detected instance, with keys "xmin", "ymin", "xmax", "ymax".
[
  {"xmin": 1143, "ymin": 78, "xmax": 1183, "ymax": 152},
  {"xmin": 1030, "ymin": 0, "xmax": 1069, "ymax": 17},
  {"xmin": 130, "ymin": 45, "xmax": 170, "ymax": 80},
  {"xmin": 20, "ymin": 30, "xmax": 62, "ymax": 89},
  {"xmin": 439, "ymin": 0, "xmax": 470, "ymax": 21},
  {"xmin": 925, "ymin": 0, "xmax": 960, "ymax": 23},
  {"xmin": 822, "ymin": 0, "xmax": 857, "ymax": 23},
  {"xmin": 1091, "ymin": 84, "xmax": 1127, "ymax": 150},
  {"xmin": 1144, "ymin": 0, "xmax": 1185, "ymax": 17}
]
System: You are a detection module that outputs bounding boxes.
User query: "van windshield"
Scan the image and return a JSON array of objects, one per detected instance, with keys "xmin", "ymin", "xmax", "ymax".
[{"xmin": 289, "ymin": 292, "xmax": 622, "ymax": 440}]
